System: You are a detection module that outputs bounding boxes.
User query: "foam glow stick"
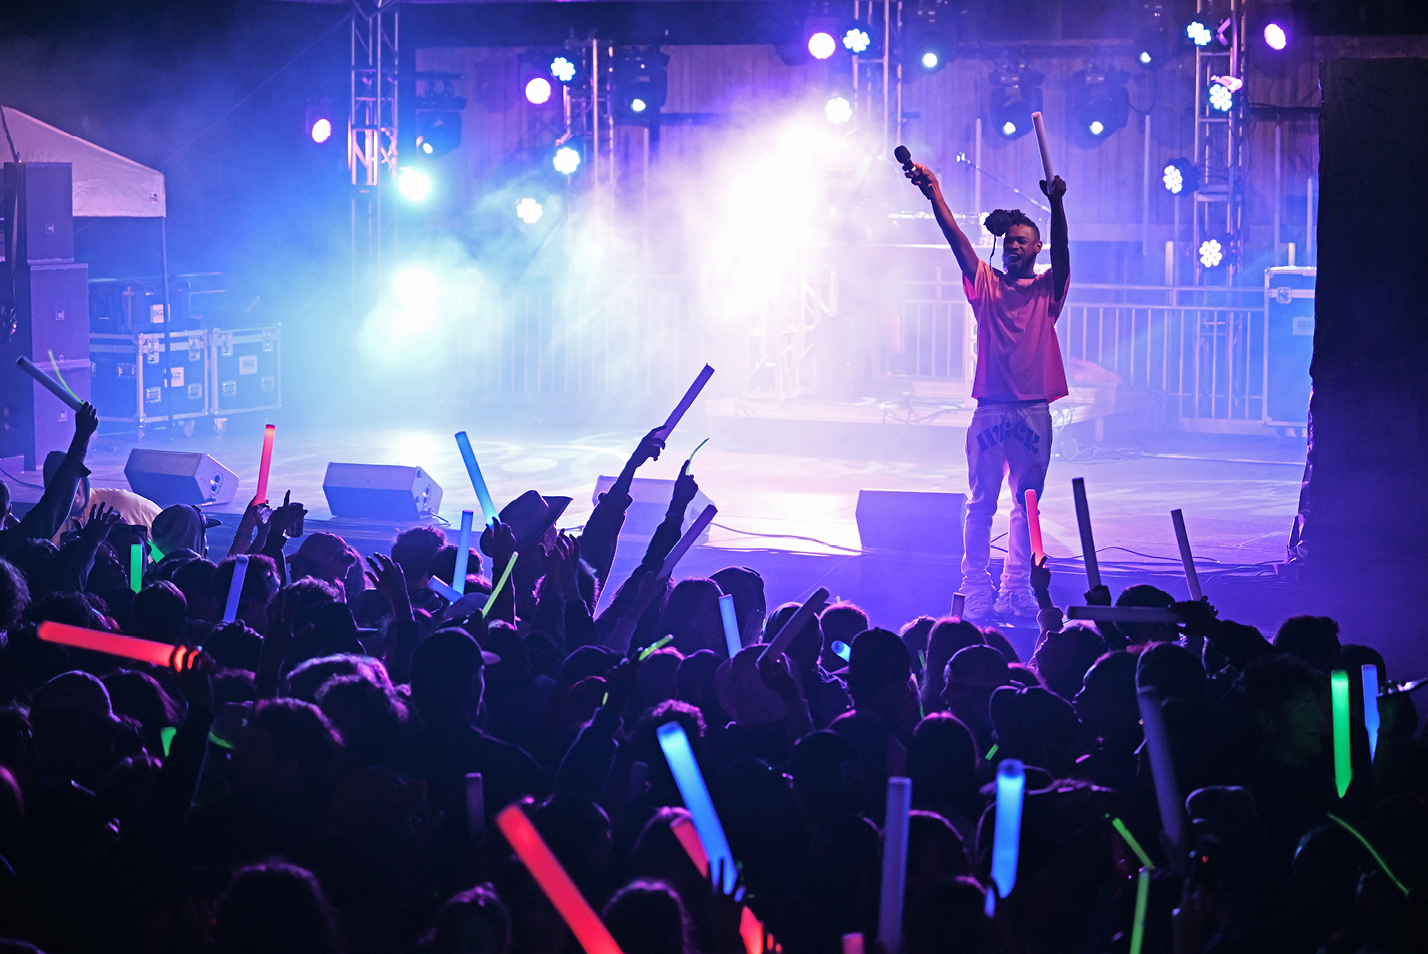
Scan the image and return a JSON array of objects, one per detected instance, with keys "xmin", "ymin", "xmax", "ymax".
[
  {"xmin": 952, "ymin": 592, "xmax": 965, "ymax": 618},
  {"xmin": 1129, "ymin": 867, "xmax": 1150, "ymax": 954},
  {"xmin": 671, "ymin": 815, "xmax": 708, "ymax": 873},
  {"xmin": 1071, "ymin": 478, "xmax": 1101, "ymax": 590},
  {"xmin": 495, "ymin": 805, "xmax": 623, "ymax": 954},
  {"xmin": 1111, "ymin": 817, "xmax": 1156, "ymax": 870},
  {"xmin": 657, "ymin": 364, "xmax": 715, "ymax": 440},
  {"xmin": 878, "ymin": 776, "xmax": 913, "ymax": 954},
  {"xmin": 1331, "ymin": 669, "xmax": 1351, "ymax": 798},
  {"xmin": 1326, "ymin": 812, "xmax": 1409, "ymax": 895},
  {"xmin": 661, "ymin": 504, "xmax": 717, "ymax": 580},
  {"xmin": 481, "ymin": 553, "xmax": 519, "ymax": 620},
  {"xmin": 223, "ymin": 555, "xmax": 249, "ymax": 623},
  {"xmin": 1031, "ymin": 111, "xmax": 1054, "ymax": 182},
  {"xmin": 657, "ymin": 721, "xmax": 738, "ymax": 893},
  {"xmin": 454, "ymin": 431, "xmax": 499, "ymax": 526},
  {"xmin": 453, "ymin": 510, "xmax": 474, "ymax": 593},
  {"xmin": 1137, "ymin": 689, "xmax": 1185, "ymax": 851},
  {"xmin": 1068, "ymin": 605, "xmax": 1181, "ymax": 624},
  {"xmin": 15, "ymin": 356, "xmax": 83, "ymax": 411},
  {"xmin": 832, "ymin": 640, "xmax": 851, "ymax": 662},
  {"xmin": 130, "ymin": 543, "xmax": 143, "ymax": 593},
  {"xmin": 159, "ymin": 726, "xmax": 176, "ymax": 757},
  {"xmin": 842, "ymin": 935, "xmax": 865, "ymax": 954},
  {"xmin": 39, "ymin": 621, "xmax": 194, "ymax": 668},
  {"xmin": 719, "ymin": 594, "xmax": 741, "ymax": 658},
  {"xmin": 464, "ymin": 773, "xmax": 485, "ymax": 837},
  {"xmin": 1170, "ymin": 509, "xmax": 1202, "ymax": 601},
  {"xmin": 758, "ymin": 587, "xmax": 830, "ymax": 665},
  {"xmin": 428, "ymin": 576, "xmax": 462, "ymax": 602},
  {"xmin": 987, "ymin": 759, "xmax": 1026, "ymax": 917},
  {"xmin": 46, "ymin": 350, "xmax": 81, "ymax": 403},
  {"xmin": 1363, "ymin": 664, "xmax": 1381, "ymax": 762},
  {"xmin": 254, "ymin": 424, "xmax": 276, "ymax": 505},
  {"xmin": 1025, "ymin": 489, "xmax": 1044, "ymax": 563},
  {"xmin": 639, "ymin": 636, "xmax": 674, "ymax": 661}
]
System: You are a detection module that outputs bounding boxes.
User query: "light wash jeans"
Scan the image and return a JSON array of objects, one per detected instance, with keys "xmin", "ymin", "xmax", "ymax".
[{"xmin": 961, "ymin": 401, "xmax": 1053, "ymax": 596}]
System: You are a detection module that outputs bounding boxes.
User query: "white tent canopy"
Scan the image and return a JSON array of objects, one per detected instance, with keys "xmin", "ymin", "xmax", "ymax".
[{"xmin": 1, "ymin": 105, "xmax": 166, "ymax": 218}]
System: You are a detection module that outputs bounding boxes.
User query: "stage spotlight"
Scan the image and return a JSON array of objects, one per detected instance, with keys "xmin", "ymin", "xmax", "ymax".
[
  {"xmin": 1264, "ymin": 23, "xmax": 1287, "ymax": 50},
  {"xmin": 415, "ymin": 110, "xmax": 462, "ymax": 158},
  {"xmin": 825, "ymin": 96, "xmax": 852, "ymax": 124},
  {"xmin": 397, "ymin": 168, "xmax": 431, "ymax": 202},
  {"xmin": 310, "ymin": 118, "xmax": 332, "ymax": 143},
  {"xmin": 900, "ymin": 2, "xmax": 955, "ymax": 76},
  {"xmin": 808, "ymin": 31, "xmax": 837, "ymax": 60},
  {"xmin": 553, "ymin": 145, "xmax": 581, "ymax": 176},
  {"xmin": 1186, "ymin": 19, "xmax": 1213, "ymax": 47},
  {"xmin": 990, "ymin": 66, "xmax": 1043, "ymax": 140},
  {"xmin": 843, "ymin": 27, "xmax": 871, "ymax": 55},
  {"xmin": 1199, "ymin": 238, "xmax": 1226, "ymax": 269},
  {"xmin": 630, "ymin": 98, "xmax": 647, "ymax": 113},
  {"xmin": 1208, "ymin": 80, "xmax": 1235, "ymax": 113},
  {"xmin": 611, "ymin": 48, "xmax": 670, "ymax": 122},
  {"xmin": 1070, "ymin": 68, "xmax": 1129, "ymax": 140},
  {"xmin": 516, "ymin": 198, "xmax": 543, "ymax": 225},
  {"xmin": 551, "ymin": 56, "xmax": 577, "ymax": 83},
  {"xmin": 305, "ymin": 99, "xmax": 334, "ymax": 144},
  {"xmin": 1162, "ymin": 157, "xmax": 1199, "ymax": 195},
  {"xmin": 1134, "ymin": 5, "xmax": 1178, "ymax": 69},
  {"xmin": 525, "ymin": 77, "xmax": 553, "ymax": 105}
]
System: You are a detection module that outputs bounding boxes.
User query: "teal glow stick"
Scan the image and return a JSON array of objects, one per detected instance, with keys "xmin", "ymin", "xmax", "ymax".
[
  {"xmin": 1111, "ymin": 817, "xmax": 1156, "ymax": 870},
  {"xmin": 1362, "ymin": 664, "xmax": 1380, "ymax": 762},
  {"xmin": 1129, "ymin": 867, "xmax": 1150, "ymax": 954},
  {"xmin": 453, "ymin": 510, "xmax": 474, "ymax": 592},
  {"xmin": 639, "ymin": 636, "xmax": 674, "ymax": 660},
  {"xmin": 130, "ymin": 543, "xmax": 142, "ymax": 593},
  {"xmin": 480, "ymin": 553, "xmax": 518, "ymax": 620},
  {"xmin": 1326, "ymin": 812, "xmax": 1409, "ymax": 895},
  {"xmin": 657, "ymin": 721, "xmax": 738, "ymax": 894},
  {"xmin": 986, "ymin": 759, "xmax": 1025, "ymax": 916},
  {"xmin": 1331, "ymin": 669, "xmax": 1351, "ymax": 798},
  {"xmin": 831, "ymin": 640, "xmax": 851, "ymax": 662},
  {"xmin": 719, "ymin": 594, "xmax": 741, "ymax": 658},
  {"xmin": 148, "ymin": 540, "xmax": 164, "ymax": 563},
  {"xmin": 454, "ymin": 431, "xmax": 498, "ymax": 526}
]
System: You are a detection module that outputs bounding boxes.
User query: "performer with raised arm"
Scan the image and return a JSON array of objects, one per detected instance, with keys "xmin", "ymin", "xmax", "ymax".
[{"xmin": 903, "ymin": 160, "xmax": 1069, "ymax": 619}]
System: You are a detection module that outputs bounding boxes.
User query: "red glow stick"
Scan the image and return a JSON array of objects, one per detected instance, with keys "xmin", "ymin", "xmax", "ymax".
[
  {"xmin": 1025, "ymin": 489, "xmax": 1044, "ymax": 562},
  {"xmin": 496, "ymin": 805, "xmax": 623, "ymax": 954},
  {"xmin": 254, "ymin": 424, "xmax": 276, "ymax": 505},
  {"xmin": 39, "ymin": 621, "xmax": 192, "ymax": 668},
  {"xmin": 673, "ymin": 816, "xmax": 775, "ymax": 954}
]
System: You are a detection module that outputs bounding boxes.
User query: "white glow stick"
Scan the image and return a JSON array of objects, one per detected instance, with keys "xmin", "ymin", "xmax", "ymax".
[
  {"xmin": 987, "ymin": 759, "xmax": 1026, "ymax": 916},
  {"xmin": 453, "ymin": 510, "xmax": 474, "ymax": 594},
  {"xmin": 952, "ymin": 592, "xmax": 965, "ymax": 618},
  {"xmin": 878, "ymin": 776, "xmax": 913, "ymax": 954},
  {"xmin": 660, "ymin": 504, "xmax": 717, "ymax": 580},
  {"xmin": 1363, "ymin": 664, "xmax": 1381, "ymax": 762},
  {"xmin": 464, "ymin": 773, "xmax": 484, "ymax": 837},
  {"xmin": 1138, "ymin": 689, "xmax": 1185, "ymax": 852},
  {"xmin": 1067, "ymin": 605, "xmax": 1181, "ymax": 624},
  {"xmin": 1032, "ymin": 111, "xmax": 1054, "ymax": 182},
  {"xmin": 657, "ymin": 364, "xmax": 715, "ymax": 440},
  {"xmin": 758, "ymin": 587, "xmax": 830, "ymax": 664},
  {"xmin": 1170, "ymin": 509, "xmax": 1202, "ymax": 601},
  {"xmin": 223, "ymin": 555, "xmax": 249, "ymax": 623},
  {"xmin": 719, "ymin": 594, "xmax": 741, "ymax": 659},
  {"xmin": 428, "ymin": 576, "xmax": 462, "ymax": 602},
  {"xmin": 1071, "ymin": 478, "xmax": 1101, "ymax": 591}
]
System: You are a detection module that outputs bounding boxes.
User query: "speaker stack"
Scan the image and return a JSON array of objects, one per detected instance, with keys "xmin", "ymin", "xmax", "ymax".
[{"xmin": 1, "ymin": 162, "xmax": 90, "ymax": 469}]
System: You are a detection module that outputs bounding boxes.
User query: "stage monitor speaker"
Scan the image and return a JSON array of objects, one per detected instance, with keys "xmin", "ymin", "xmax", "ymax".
[
  {"xmin": 124, "ymin": 449, "xmax": 240, "ymax": 507},
  {"xmin": 591, "ymin": 475, "xmax": 717, "ymax": 544},
  {"xmin": 2, "ymin": 162, "xmax": 74, "ymax": 264},
  {"xmin": 323, "ymin": 463, "xmax": 442, "ymax": 521},
  {"xmin": 855, "ymin": 489, "xmax": 966, "ymax": 557}
]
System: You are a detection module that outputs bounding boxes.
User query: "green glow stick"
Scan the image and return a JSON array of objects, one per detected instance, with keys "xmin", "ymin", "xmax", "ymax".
[
  {"xmin": 1111, "ymin": 818, "xmax": 1156, "ymax": 870},
  {"xmin": 1326, "ymin": 812, "xmax": 1409, "ymax": 896},
  {"xmin": 985, "ymin": 743, "xmax": 999, "ymax": 762},
  {"xmin": 480, "ymin": 553, "xmax": 519, "ymax": 620},
  {"xmin": 149, "ymin": 540, "xmax": 164, "ymax": 563},
  {"xmin": 1129, "ymin": 868, "xmax": 1150, "ymax": 954},
  {"xmin": 160, "ymin": 726, "xmax": 176, "ymax": 757},
  {"xmin": 207, "ymin": 731, "xmax": 234, "ymax": 750},
  {"xmin": 130, "ymin": 543, "xmax": 142, "ymax": 592},
  {"xmin": 684, "ymin": 438, "xmax": 709, "ymax": 473},
  {"xmin": 639, "ymin": 636, "xmax": 674, "ymax": 660},
  {"xmin": 47, "ymin": 350, "xmax": 81, "ymax": 403},
  {"xmin": 1331, "ymin": 669, "xmax": 1351, "ymax": 798}
]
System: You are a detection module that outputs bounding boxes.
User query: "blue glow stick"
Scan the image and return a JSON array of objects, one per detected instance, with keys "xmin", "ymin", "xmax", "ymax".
[
  {"xmin": 454, "ymin": 431, "xmax": 498, "ymax": 526},
  {"xmin": 657, "ymin": 721, "xmax": 738, "ymax": 894},
  {"xmin": 428, "ymin": 576, "xmax": 462, "ymax": 602},
  {"xmin": 453, "ymin": 510, "xmax": 474, "ymax": 592},
  {"xmin": 719, "ymin": 594, "xmax": 741, "ymax": 659},
  {"xmin": 878, "ymin": 776, "xmax": 912, "ymax": 954},
  {"xmin": 832, "ymin": 640, "xmax": 851, "ymax": 662},
  {"xmin": 1363, "ymin": 663, "xmax": 1381, "ymax": 762},
  {"xmin": 986, "ymin": 759, "xmax": 1025, "ymax": 916},
  {"xmin": 223, "ymin": 554, "xmax": 248, "ymax": 622}
]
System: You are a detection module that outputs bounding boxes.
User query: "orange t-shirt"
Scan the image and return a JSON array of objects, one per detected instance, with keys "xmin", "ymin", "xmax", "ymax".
[{"xmin": 963, "ymin": 259, "xmax": 1069, "ymax": 402}]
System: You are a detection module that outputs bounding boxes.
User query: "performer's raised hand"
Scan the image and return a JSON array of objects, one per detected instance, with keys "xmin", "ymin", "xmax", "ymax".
[
  {"xmin": 904, "ymin": 161, "xmax": 940, "ymax": 200},
  {"xmin": 1040, "ymin": 174, "xmax": 1067, "ymax": 200}
]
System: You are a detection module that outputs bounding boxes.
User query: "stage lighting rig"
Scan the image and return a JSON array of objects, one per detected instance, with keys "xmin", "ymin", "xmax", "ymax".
[
  {"xmin": 415, "ymin": 76, "xmax": 466, "ymax": 158},
  {"xmin": 1070, "ymin": 68, "xmax": 1129, "ymax": 141},
  {"xmin": 825, "ymin": 96, "xmax": 853, "ymax": 125},
  {"xmin": 1162, "ymin": 157, "xmax": 1200, "ymax": 195},
  {"xmin": 397, "ymin": 168, "xmax": 432, "ymax": 202},
  {"xmin": 553, "ymin": 144, "xmax": 582, "ymax": 176},
  {"xmin": 550, "ymin": 56, "xmax": 577, "ymax": 84},
  {"xmin": 1207, "ymin": 75, "xmax": 1239, "ymax": 113},
  {"xmin": 1199, "ymin": 237, "xmax": 1231, "ymax": 269},
  {"xmin": 1247, "ymin": 3, "xmax": 1299, "ymax": 57},
  {"xmin": 515, "ymin": 198, "xmax": 544, "ymax": 225},
  {"xmin": 900, "ymin": 0, "xmax": 956, "ymax": 75},
  {"xmin": 1133, "ymin": 3, "xmax": 1180, "ymax": 69},
  {"xmin": 305, "ymin": 98, "xmax": 333, "ymax": 144},
  {"xmin": 990, "ymin": 66, "xmax": 1043, "ymax": 139},
  {"xmin": 611, "ymin": 48, "xmax": 670, "ymax": 123}
]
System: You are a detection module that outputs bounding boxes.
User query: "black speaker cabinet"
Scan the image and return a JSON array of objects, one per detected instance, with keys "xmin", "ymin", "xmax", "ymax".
[
  {"xmin": 855, "ymin": 489, "xmax": 966, "ymax": 557},
  {"xmin": 2, "ymin": 162, "xmax": 74, "ymax": 264},
  {"xmin": 16, "ymin": 262, "xmax": 89, "ymax": 358},
  {"xmin": 124, "ymin": 449, "xmax": 240, "ymax": 506},
  {"xmin": 322, "ymin": 463, "xmax": 442, "ymax": 520},
  {"xmin": 0, "ymin": 357, "xmax": 91, "ymax": 470}
]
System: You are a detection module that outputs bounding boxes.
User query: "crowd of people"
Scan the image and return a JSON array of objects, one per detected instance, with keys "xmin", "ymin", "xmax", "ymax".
[{"xmin": 0, "ymin": 411, "xmax": 1425, "ymax": 954}]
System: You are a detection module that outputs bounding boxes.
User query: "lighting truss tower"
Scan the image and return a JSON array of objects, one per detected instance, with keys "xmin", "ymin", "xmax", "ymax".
[
  {"xmin": 350, "ymin": 0, "xmax": 400, "ymax": 332},
  {"xmin": 1192, "ymin": 0, "xmax": 1245, "ymax": 282},
  {"xmin": 852, "ymin": 0, "xmax": 900, "ymax": 157}
]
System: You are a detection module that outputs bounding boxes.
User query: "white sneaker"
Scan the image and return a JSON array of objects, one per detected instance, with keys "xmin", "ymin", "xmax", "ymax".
[
  {"xmin": 994, "ymin": 590, "xmax": 1040, "ymax": 618},
  {"xmin": 961, "ymin": 589, "xmax": 997, "ymax": 619}
]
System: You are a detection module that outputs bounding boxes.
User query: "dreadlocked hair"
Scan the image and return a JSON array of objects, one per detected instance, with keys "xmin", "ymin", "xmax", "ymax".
[{"xmin": 983, "ymin": 209, "xmax": 1039, "ymax": 239}]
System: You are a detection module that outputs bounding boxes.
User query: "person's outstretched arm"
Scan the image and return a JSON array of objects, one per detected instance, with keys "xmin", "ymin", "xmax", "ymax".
[
  {"xmin": 1044, "ymin": 176, "xmax": 1069, "ymax": 302},
  {"xmin": 16, "ymin": 402, "xmax": 98, "ymax": 541},
  {"xmin": 905, "ymin": 163, "xmax": 979, "ymax": 282},
  {"xmin": 582, "ymin": 427, "xmax": 666, "ymax": 588}
]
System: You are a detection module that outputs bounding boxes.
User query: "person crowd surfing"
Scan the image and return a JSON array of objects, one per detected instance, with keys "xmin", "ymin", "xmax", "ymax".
[
  {"xmin": 903, "ymin": 160, "xmax": 1069, "ymax": 621},
  {"xmin": 0, "ymin": 405, "xmax": 1425, "ymax": 954}
]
